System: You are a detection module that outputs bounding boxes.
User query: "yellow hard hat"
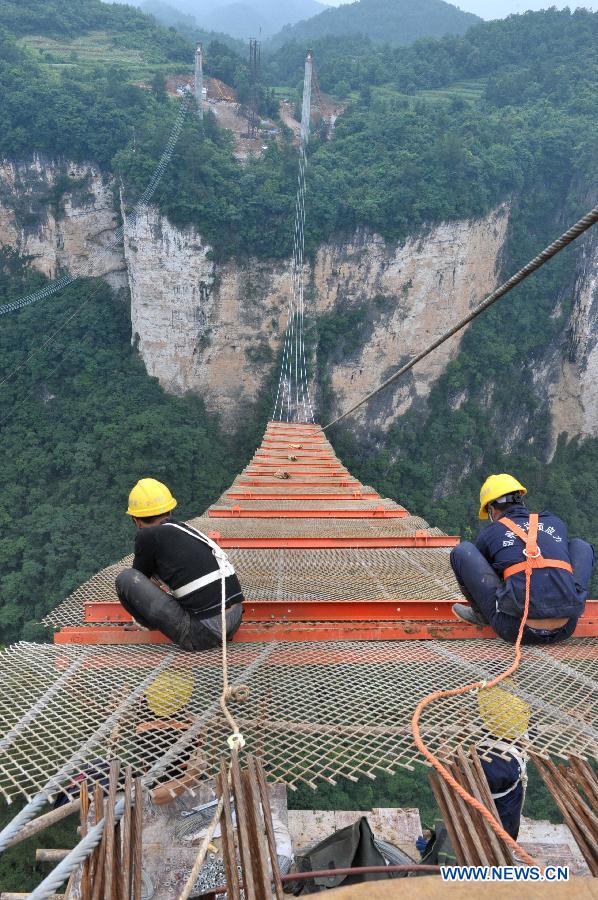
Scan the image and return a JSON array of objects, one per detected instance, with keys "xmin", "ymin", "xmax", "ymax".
[
  {"xmin": 478, "ymin": 681, "xmax": 530, "ymax": 740},
  {"xmin": 478, "ymin": 473, "xmax": 526, "ymax": 519},
  {"xmin": 145, "ymin": 671, "xmax": 194, "ymax": 717},
  {"xmin": 127, "ymin": 478, "xmax": 177, "ymax": 517}
]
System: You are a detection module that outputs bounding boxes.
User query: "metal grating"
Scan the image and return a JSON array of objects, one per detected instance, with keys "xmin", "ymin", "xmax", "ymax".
[
  {"xmin": 189, "ymin": 515, "xmax": 444, "ymax": 538},
  {"xmin": 0, "ymin": 639, "xmax": 596, "ymax": 805},
  {"xmin": 42, "ymin": 545, "xmax": 461, "ymax": 630},
  {"xmin": 4, "ymin": 421, "xmax": 596, "ymax": 806}
]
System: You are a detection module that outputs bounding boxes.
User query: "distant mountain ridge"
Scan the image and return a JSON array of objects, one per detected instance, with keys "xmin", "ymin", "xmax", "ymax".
[
  {"xmin": 140, "ymin": 0, "xmax": 329, "ymax": 39},
  {"xmin": 269, "ymin": 0, "xmax": 481, "ymax": 47}
]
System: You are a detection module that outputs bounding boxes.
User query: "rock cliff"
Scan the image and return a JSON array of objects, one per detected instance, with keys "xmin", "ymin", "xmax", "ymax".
[
  {"xmin": 0, "ymin": 157, "xmax": 127, "ymax": 291},
  {"xmin": 548, "ymin": 226, "xmax": 598, "ymax": 451},
  {"xmin": 1, "ymin": 155, "xmax": 597, "ymax": 450},
  {"xmin": 123, "ymin": 203, "xmax": 510, "ymax": 431}
]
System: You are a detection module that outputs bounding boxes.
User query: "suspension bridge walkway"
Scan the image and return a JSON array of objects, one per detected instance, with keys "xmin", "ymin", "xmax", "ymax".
[{"xmin": 0, "ymin": 419, "xmax": 595, "ymax": 813}]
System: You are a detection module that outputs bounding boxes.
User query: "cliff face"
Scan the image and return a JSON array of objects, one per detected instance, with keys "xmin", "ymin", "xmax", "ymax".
[
  {"xmin": 123, "ymin": 203, "xmax": 510, "ymax": 431},
  {"xmin": 548, "ymin": 226, "xmax": 598, "ymax": 451},
  {"xmin": 1, "ymin": 155, "xmax": 597, "ymax": 451},
  {"xmin": 0, "ymin": 157, "xmax": 127, "ymax": 291}
]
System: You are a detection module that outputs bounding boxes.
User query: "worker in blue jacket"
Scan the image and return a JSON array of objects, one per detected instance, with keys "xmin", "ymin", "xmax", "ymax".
[
  {"xmin": 477, "ymin": 683, "xmax": 530, "ymax": 841},
  {"xmin": 450, "ymin": 474, "xmax": 594, "ymax": 644}
]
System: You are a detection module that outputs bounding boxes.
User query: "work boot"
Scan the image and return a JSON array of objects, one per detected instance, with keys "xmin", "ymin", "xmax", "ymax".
[{"xmin": 452, "ymin": 603, "xmax": 486, "ymax": 626}]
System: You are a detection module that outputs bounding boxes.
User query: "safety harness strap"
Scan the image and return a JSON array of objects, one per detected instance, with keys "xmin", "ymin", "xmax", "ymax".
[
  {"xmin": 500, "ymin": 514, "xmax": 573, "ymax": 580},
  {"xmin": 503, "ymin": 558, "xmax": 573, "ymax": 579},
  {"xmin": 164, "ymin": 522, "xmax": 236, "ymax": 600}
]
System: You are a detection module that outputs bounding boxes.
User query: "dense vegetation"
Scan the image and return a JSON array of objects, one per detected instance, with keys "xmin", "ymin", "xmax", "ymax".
[
  {"xmin": 2, "ymin": 5, "xmax": 596, "ymax": 260},
  {"xmin": 0, "ymin": 250, "xmax": 252, "ymax": 644},
  {"xmin": 0, "ymin": 0, "xmax": 190, "ymax": 53},
  {"xmin": 122, "ymin": 9, "xmax": 597, "ymax": 257},
  {"xmin": 270, "ymin": 0, "xmax": 480, "ymax": 49}
]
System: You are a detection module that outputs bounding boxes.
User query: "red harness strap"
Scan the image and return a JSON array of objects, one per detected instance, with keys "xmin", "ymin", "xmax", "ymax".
[{"xmin": 500, "ymin": 513, "xmax": 573, "ymax": 580}]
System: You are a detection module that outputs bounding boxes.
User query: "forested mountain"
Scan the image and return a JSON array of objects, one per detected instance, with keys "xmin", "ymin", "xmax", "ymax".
[
  {"xmin": 269, "ymin": 0, "xmax": 481, "ymax": 48},
  {"xmin": 0, "ymin": 2, "xmax": 597, "ymax": 649}
]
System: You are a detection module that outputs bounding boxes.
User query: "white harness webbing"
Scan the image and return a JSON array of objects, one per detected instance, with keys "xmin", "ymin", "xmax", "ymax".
[
  {"xmin": 479, "ymin": 739, "xmax": 528, "ymax": 800},
  {"xmin": 165, "ymin": 522, "xmax": 235, "ymax": 600}
]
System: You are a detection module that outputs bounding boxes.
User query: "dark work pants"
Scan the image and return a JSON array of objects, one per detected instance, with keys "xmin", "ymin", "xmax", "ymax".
[
  {"xmin": 450, "ymin": 539, "xmax": 594, "ymax": 645},
  {"xmin": 115, "ymin": 569, "xmax": 242, "ymax": 651}
]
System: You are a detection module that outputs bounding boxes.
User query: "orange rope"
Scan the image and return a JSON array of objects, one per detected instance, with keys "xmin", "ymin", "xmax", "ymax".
[{"xmin": 411, "ymin": 516, "xmax": 541, "ymax": 868}]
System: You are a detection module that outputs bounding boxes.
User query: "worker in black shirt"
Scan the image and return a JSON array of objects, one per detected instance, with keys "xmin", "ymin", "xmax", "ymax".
[{"xmin": 115, "ymin": 478, "xmax": 243, "ymax": 651}]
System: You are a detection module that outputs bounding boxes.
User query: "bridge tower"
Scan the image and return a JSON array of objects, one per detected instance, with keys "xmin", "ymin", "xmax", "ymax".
[
  {"xmin": 194, "ymin": 42, "xmax": 204, "ymax": 121},
  {"xmin": 248, "ymin": 38, "xmax": 261, "ymax": 138}
]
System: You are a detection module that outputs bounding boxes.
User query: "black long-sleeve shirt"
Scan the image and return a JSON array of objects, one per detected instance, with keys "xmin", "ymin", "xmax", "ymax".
[{"xmin": 133, "ymin": 520, "xmax": 243, "ymax": 618}]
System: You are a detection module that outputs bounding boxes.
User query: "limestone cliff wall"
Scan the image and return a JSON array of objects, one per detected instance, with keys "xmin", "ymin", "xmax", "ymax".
[
  {"xmin": 0, "ymin": 157, "xmax": 126, "ymax": 291},
  {"xmin": 123, "ymin": 205, "xmax": 510, "ymax": 431},
  {"xmin": 547, "ymin": 226, "xmax": 598, "ymax": 451},
  {"xmin": 2, "ymin": 155, "xmax": 597, "ymax": 450}
]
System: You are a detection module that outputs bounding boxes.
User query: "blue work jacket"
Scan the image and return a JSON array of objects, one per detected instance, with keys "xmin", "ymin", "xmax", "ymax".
[{"xmin": 475, "ymin": 505, "xmax": 586, "ymax": 619}]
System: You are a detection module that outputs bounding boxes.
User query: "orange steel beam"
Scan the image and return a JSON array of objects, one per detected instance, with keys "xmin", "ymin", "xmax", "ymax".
[
  {"xmin": 55, "ymin": 627, "xmax": 171, "ymax": 645},
  {"xmin": 60, "ymin": 620, "xmax": 598, "ymax": 643},
  {"xmin": 235, "ymin": 622, "xmax": 498, "ymax": 641},
  {"xmin": 85, "ymin": 598, "xmax": 452, "ymax": 623},
  {"xmin": 243, "ymin": 472, "xmax": 349, "ymax": 478},
  {"xmin": 82, "ymin": 599, "xmax": 598, "ymax": 626},
  {"xmin": 55, "ymin": 623, "xmax": 489, "ymax": 644},
  {"xmin": 225, "ymin": 492, "xmax": 380, "ymax": 501},
  {"xmin": 265, "ymin": 431, "xmax": 321, "ymax": 439},
  {"xmin": 237, "ymin": 480, "xmax": 361, "ymax": 486},
  {"xmin": 204, "ymin": 534, "xmax": 458, "ymax": 548},
  {"xmin": 261, "ymin": 441, "xmax": 326, "ymax": 448},
  {"xmin": 251, "ymin": 460, "xmax": 341, "ymax": 468},
  {"xmin": 266, "ymin": 424, "xmax": 320, "ymax": 430},
  {"xmin": 208, "ymin": 508, "xmax": 408, "ymax": 518},
  {"xmin": 243, "ymin": 470, "xmax": 348, "ymax": 478},
  {"xmin": 84, "ymin": 598, "xmax": 467, "ymax": 624},
  {"xmin": 255, "ymin": 451, "xmax": 335, "ymax": 458}
]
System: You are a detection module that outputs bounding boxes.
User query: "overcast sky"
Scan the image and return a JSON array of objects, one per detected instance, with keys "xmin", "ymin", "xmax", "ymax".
[{"xmin": 325, "ymin": 0, "xmax": 598, "ymax": 17}]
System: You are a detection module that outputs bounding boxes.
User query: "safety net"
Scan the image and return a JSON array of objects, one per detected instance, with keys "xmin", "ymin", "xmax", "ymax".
[{"xmin": 0, "ymin": 422, "xmax": 595, "ymax": 804}]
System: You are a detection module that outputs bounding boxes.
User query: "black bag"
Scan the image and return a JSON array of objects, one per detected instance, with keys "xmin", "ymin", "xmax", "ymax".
[{"xmin": 287, "ymin": 816, "xmax": 392, "ymax": 894}]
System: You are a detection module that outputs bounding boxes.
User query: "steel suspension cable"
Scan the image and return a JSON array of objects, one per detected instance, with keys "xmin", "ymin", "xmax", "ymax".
[
  {"xmin": 323, "ymin": 203, "xmax": 598, "ymax": 431},
  {"xmin": 273, "ymin": 54, "xmax": 314, "ymax": 424}
]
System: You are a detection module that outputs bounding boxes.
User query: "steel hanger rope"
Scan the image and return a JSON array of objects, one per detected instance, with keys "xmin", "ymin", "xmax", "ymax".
[{"xmin": 323, "ymin": 204, "xmax": 598, "ymax": 431}]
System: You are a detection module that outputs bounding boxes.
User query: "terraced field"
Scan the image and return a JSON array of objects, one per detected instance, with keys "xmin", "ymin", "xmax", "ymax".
[{"xmin": 19, "ymin": 31, "xmax": 186, "ymax": 83}]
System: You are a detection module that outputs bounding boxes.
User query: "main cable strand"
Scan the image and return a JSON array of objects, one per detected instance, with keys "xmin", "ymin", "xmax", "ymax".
[{"xmin": 273, "ymin": 54, "xmax": 314, "ymax": 424}]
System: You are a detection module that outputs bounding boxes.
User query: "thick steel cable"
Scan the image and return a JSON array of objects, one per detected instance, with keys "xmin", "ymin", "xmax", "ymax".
[
  {"xmin": 29, "ymin": 797, "xmax": 126, "ymax": 900},
  {"xmin": 323, "ymin": 204, "xmax": 598, "ymax": 430},
  {"xmin": 0, "ymin": 92, "xmax": 192, "ymax": 317},
  {"xmin": 273, "ymin": 55, "xmax": 314, "ymax": 424}
]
